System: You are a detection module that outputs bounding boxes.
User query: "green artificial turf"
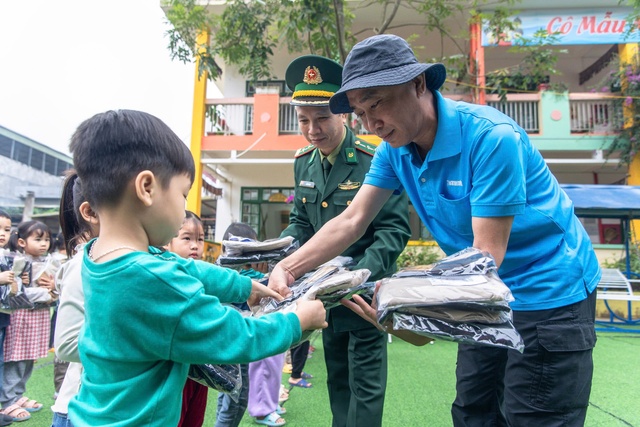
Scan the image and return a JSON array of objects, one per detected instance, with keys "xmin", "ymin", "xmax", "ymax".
[{"xmin": 22, "ymin": 330, "xmax": 640, "ymax": 426}]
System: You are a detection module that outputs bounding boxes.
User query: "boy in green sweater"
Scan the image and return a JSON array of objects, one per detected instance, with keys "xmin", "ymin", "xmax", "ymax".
[{"xmin": 67, "ymin": 110, "xmax": 327, "ymax": 427}]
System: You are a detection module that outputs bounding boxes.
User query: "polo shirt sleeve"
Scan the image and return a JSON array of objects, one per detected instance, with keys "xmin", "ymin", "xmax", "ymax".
[
  {"xmin": 363, "ymin": 142, "xmax": 404, "ymax": 193},
  {"xmin": 470, "ymin": 123, "xmax": 527, "ymax": 217}
]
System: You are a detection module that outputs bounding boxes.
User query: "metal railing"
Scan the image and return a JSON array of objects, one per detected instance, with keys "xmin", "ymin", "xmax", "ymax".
[
  {"xmin": 206, "ymin": 93, "xmax": 623, "ymax": 138},
  {"xmin": 486, "ymin": 94, "xmax": 540, "ymax": 133},
  {"xmin": 279, "ymin": 101, "xmax": 299, "ymax": 134},
  {"xmin": 205, "ymin": 98, "xmax": 253, "ymax": 136},
  {"xmin": 569, "ymin": 95, "xmax": 619, "ymax": 133}
]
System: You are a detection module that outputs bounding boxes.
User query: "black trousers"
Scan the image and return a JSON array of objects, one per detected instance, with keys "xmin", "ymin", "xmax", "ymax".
[
  {"xmin": 452, "ymin": 290, "xmax": 597, "ymax": 427},
  {"xmin": 289, "ymin": 340, "xmax": 310, "ymax": 380}
]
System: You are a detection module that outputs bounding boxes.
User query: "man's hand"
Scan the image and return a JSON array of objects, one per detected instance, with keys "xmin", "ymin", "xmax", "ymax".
[
  {"xmin": 341, "ymin": 283, "xmax": 433, "ymax": 347},
  {"xmin": 341, "ymin": 294, "xmax": 383, "ymax": 331},
  {"xmin": 247, "ymin": 280, "xmax": 284, "ymax": 308},
  {"xmin": 267, "ymin": 263, "xmax": 295, "ymax": 298}
]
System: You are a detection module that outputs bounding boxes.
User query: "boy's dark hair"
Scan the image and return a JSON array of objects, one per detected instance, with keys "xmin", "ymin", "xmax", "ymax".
[
  {"xmin": 0, "ymin": 210, "xmax": 10, "ymax": 221},
  {"xmin": 69, "ymin": 109, "xmax": 195, "ymax": 209},
  {"xmin": 9, "ymin": 220, "xmax": 51, "ymax": 253},
  {"xmin": 59, "ymin": 170, "xmax": 94, "ymax": 255}
]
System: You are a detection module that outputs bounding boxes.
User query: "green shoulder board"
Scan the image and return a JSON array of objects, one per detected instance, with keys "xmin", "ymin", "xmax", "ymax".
[
  {"xmin": 294, "ymin": 144, "xmax": 316, "ymax": 159},
  {"xmin": 354, "ymin": 139, "xmax": 377, "ymax": 156},
  {"xmin": 295, "ymin": 144, "xmax": 315, "ymax": 158}
]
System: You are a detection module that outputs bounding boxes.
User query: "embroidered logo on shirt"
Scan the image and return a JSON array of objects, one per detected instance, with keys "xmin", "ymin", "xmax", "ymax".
[{"xmin": 447, "ymin": 180, "xmax": 463, "ymax": 187}]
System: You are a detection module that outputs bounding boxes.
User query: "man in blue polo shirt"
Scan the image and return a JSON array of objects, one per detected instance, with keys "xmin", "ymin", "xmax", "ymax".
[{"xmin": 269, "ymin": 34, "xmax": 601, "ymax": 427}]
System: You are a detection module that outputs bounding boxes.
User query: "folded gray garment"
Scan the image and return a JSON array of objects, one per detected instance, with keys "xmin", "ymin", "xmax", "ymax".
[
  {"xmin": 377, "ymin": 272, "xmax": 513, "ymax": 311},
  {"xmin": 398, "ymin": 304, "xmax": 509, "ymax": 324},
  {"xmin": 223, "ymin": 236, "xmax": 295, "ymax": 255},
  {"xmin": 303, "ymin": 269, "xmax": 371, "ymax": 300},
  {"xmin": 252, "ymin": 267, "xmax": 370, "ymax": 316}
]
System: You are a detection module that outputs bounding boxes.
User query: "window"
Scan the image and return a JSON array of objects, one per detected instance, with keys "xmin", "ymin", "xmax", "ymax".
[
  {"xmin": 13, "ymin": 141, "xmax": 30, "ymax": 165},
  {"xmin": 0, "ymin": 135, "xmax": 13, "ymax": 158},
  {"xmin": 44, "ymin": 155, "xmax": 57, "ymax": 175},
  {"xmin": 245, "ymin": 80, "xmax": 291, "ymax": 97},
  {"xmin": 30, "ymin": 150, "xmax": 43, "ymax": 170},
  {"xmin": 241, "ymin": 187, "xmax": 295, "ymax": 239}
]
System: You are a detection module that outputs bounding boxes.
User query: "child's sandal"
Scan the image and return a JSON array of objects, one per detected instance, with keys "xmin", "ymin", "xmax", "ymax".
[
  {"xmin": 15, "ymin": 396, "xmax": 42, "ymax": 413},
  {"xmin": 1, "ymin": 404, "xmax": 31, "ymax": 422}
]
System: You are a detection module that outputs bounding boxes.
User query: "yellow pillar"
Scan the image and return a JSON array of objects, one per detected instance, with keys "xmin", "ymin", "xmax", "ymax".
[
  {"xmin": 619, "ymin": 44, "xmax": 640, "ymax": 242},
  {"xmin": 187, "ymin": 30, "xmax": 209, "ymax": 216}
]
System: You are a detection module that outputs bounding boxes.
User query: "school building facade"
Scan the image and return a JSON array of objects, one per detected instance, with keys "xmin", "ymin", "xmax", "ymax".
[{"xmin": 163, "ymin": 0, "xmax": 639, "ymax": 264}]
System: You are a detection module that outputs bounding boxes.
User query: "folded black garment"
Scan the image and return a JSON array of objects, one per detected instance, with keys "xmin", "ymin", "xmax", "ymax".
[
  {"xmin": 391, "ymin": 313, "xmax": 524, "ymax": 352},
  {"xmin": 217, "ymin": 240, "xmax": 300, "ymax": 267}
]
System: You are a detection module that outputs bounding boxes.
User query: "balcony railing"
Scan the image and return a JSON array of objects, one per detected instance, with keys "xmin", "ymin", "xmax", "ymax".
[
  {"xmin": 487, "ymin": 94, "xmax": 540, "ymax": 133},
  {"xmin": 205, "ymin": 92, "xmax": 620, "ymax": 139},
  {"xmin": 568, "ymin": 94, "xmax": 619, "ymax": 133}
]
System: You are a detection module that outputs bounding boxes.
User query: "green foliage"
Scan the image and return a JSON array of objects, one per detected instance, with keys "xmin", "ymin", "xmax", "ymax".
[
  {"xmin": 163, "ymin": 0, "xmax": 221, "ymax": 79},
  {"xmin": 594, "ymin": 52, "xmax": 640, "ymax": 166},
  {"xmin": 212, "ymin": 0, "xmax": 279, "ymax": 81},
  {"xmin": 163, "ymin": 0, "xmax": 515, "ymax": 82},
  {"xmin": 395, "ymin": 245, "xmax": 442, "ymax": 269},
  {"xmin": 484, "ymin": 29, "xmax": 568, "ymax": 101},
  {"xmin": 602, "ymin": 240, "xmax": 640, "ymax": 275}
]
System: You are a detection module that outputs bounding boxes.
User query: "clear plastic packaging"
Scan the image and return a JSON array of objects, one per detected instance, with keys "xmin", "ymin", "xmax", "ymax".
[
  {"xmin": 377, "ymin": 247, "xmax": 524, "ymax": 352},
  {"xmin": 217, "ymin": 236, "xmax": 300, "ymax": 268},
  {"xmin": 188, "ymin": 363, "xmax": 242, "ymax": 402}
]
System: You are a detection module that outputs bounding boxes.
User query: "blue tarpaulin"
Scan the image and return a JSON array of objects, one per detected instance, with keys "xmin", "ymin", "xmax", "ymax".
[{"xmin": 561, "ymin": 184, "xmax": 640, "ymax": 219}]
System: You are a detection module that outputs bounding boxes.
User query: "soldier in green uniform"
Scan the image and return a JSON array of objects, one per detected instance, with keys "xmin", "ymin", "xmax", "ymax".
[{"xmin": 280, "ymin": 55, "xmax": 411, "ymax": 427}]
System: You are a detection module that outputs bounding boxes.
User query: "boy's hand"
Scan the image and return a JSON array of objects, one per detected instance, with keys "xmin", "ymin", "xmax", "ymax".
[
  {"xmin": 247, "ymin": 280, "xmax": 284, "ymax": 307},
  {"xmin": 36, "ymin": 273, "xmax": 55, "ymax": 291},
  {"xmin": 0, "ymin": 271, "xmax": 14, "ymax": 285},
  {"xmin": 21, "ymin": 272, "xmax": 29, "ymax": 285},
  {"xmin": 267, "ymin": 263, "xmax": 295, "ymax": 298},
  {"xmin": 294, "ymin": 299, "xmax": 327, "ymax": 331}
]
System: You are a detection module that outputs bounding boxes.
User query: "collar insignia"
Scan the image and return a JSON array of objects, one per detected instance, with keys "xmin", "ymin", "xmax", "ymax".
[
  {"xmin": 303, "ymin": 66, "xmax": 323, "ymax": 85},
  {"xmin": 338, "ymin": 180, "xmax": 361, "ymax": 190}
]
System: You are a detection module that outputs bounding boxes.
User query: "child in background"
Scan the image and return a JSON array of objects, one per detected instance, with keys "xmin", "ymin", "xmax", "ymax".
[
  {"xmin": 67, "ymin": 109, "xmax": 327, "ymax": 426},
  {"xmin": 1, "ymin": 220, "xmax": 55, "ymax": 422},
  {"xmin": 165, "ymin": 211, "xmax": 208, "ymax": 427},
  {"xmin": 215, "ymin": 222, "xmax": 271, "ymax": 427},
  {"xmin": 49, "ymin": 232, "xmax": 70, "ymax": 398},
  {"xmin": 0, "ymin": 210, "xmax": 15, "ymax": 427},
  {"xmin": 51, "ymin": 171, "xmax": 99, "ymax": 427},
  {"xmin": 219, "ymin": 223, "xmax": 289, "ymax": 427}
]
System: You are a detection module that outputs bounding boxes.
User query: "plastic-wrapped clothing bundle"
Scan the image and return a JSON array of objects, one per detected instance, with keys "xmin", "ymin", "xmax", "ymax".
[
  {"xmin": 377, "ymin": 247, "xmax": 524, "ymax": 352},
  {"xmin": 217, "ymin": 235, "xmax": 300, "ymax": 267},
  {"xmin": 188, "ymin": 363, "xmax": 243, "ymax": 402},
  {"xmin": 252, "ymin": 256, "xmax": 370, "ymax": 317},
  {"xmin": 0, "ymin": 251, "xmax": 34, "ymax": 312}
]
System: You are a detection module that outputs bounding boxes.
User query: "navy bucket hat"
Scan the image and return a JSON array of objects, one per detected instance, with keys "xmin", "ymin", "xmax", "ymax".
[{"xmin": 329, "ymin": 34, "xmax": 446, "ymax": 114}]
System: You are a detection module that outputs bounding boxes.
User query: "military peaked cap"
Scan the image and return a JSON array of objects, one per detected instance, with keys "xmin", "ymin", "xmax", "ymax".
[{"xmin": 285, "ymin": 55, "xmax": 343, "ymax": 107}]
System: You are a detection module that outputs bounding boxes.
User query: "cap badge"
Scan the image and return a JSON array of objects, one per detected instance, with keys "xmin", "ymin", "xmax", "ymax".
[{"xmin": 303, "ymin": 66, "xmax": 323, "ymax": 85}]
